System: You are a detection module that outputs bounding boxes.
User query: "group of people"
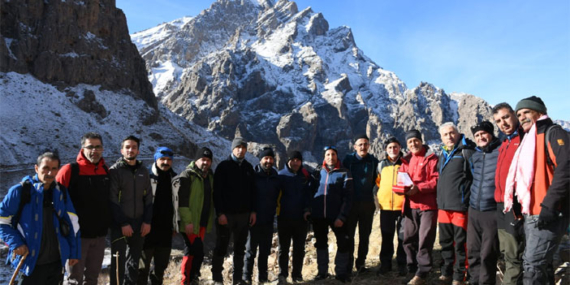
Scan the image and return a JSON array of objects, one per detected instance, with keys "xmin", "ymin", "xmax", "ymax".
[{"xmin": 0, "ymin": 95, "xmax": 568, "ymax": 285}]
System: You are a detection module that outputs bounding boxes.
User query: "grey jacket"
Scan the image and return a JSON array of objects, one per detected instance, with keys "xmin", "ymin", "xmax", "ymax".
[{"xmin": 109, "ymin": 158, "xmax": 153, "ymax": 229}]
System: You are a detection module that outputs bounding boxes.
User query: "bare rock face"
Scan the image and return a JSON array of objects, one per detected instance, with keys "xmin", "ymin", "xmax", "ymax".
[{"xmin": 0, "ymin": 0, "xmax": 157, "ymax": 113}]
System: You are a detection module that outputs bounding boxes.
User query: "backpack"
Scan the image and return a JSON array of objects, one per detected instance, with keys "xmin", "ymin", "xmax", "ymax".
[{"xmin": 544, "ymin": 124, "xmax": 568, "ymax": 168}]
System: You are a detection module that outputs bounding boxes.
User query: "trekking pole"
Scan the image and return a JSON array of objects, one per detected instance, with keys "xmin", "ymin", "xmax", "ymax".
[
  {"xmin": 114, "ymin": 251, "xmax": 120, "ymax": 285},
  {"xmin": 9, "ymin": 252, "xmax": 28, "ymax": 285}
]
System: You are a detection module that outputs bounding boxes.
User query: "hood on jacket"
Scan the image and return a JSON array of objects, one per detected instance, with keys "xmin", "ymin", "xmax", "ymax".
[{"xmin": 76, "ymin": 149, "xmax": 107, "ymax": 168}]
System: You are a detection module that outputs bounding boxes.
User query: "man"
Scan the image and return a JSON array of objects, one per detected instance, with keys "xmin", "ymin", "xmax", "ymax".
[
  {"xmin": 0, "ymin": 152, "xmax": 80, "ymax": 284},
  {"xmin": 310, "ymin": 146, "xmax": 353, "ymax": 283},
  {"xmin": 399, "ymin": 130, "xmax": 439, "ymax": 285},
  {"xmin": 212, "ymin": 137, "xmax": 257, "ymax": 285},
  {"xmin": 138, "ymin": 147, "xmax": 177, "ymax": 285},
  {"xmin": 466, "ymin": 121, "xmax": 501, "ymax": 285},
  {"xmin": 243, "ymin": 147, "xmax": 281, "ymax": 284},
  {"xmin": 505, "ymin": 96, "xmax": 569, "ymax": 285},
  {"xmin": 277, "ymin": 150, "xmax": 312, "ymax": 283},
  {"xmin": 172, "ymin": 147, "xmax": 215, "ymax": 285},
  {"xmin": 57, "ymin": 132, "xmax": 111, "ymax": 285},
  {"xmin": 437, "ymin": 122, "xmax": 475, "ymax": 285},
  {"xmin": 492, "ymin": 102, "xmax": 525, "ymax": 285},
  {"xmin": 109, "ymin": 135, "xmax": 153, "ymax": 285},
  {"xmin": 376, "ymin": 137, "xmax": 407, "ymax": 276},
  {"xmin": 342, "ymin": 134, "xmax": 379, "ymax": 273}
]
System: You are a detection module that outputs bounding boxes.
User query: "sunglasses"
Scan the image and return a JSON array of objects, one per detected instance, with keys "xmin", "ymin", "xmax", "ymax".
[
  {"xmin": 160, "ymin": 150, "xmax": 174, "ymax": 156},
  {"xmin": 323, "ymin": 146, "xmax": 337, "ymax": 151}
]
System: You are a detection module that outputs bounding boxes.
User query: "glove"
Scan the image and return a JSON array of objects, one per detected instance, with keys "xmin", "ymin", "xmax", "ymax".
[{"xmin": 537, "ymin": 204, "xmax": 558, "ymax": 230}]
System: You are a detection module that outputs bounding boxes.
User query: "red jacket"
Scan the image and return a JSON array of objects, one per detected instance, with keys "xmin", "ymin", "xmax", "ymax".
[
  {"xmin": 494, "ymin": 130, "xmax": 523, "ymax": 203},
  {"xmin": 399, "ymin": 146, "xmax": 439, "ymax": 211}
]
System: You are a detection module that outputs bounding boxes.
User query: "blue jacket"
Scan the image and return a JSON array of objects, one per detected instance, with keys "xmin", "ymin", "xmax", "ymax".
[
  {"xmin": 469, "ymin": 138, "xmax": 501, "ymax": 212},
  {"xmin": 437, "ymin": 135, "xmax": 475, "ymax": 211},
  {"xmin": 278, "ymin": 165, "xmax": 312, "ymax": 220},
  {"xmin": 0, "ymin": 175, "xmax": 81, "ymax": 276},
  {"xmin": 310, "ymin": 161, "xmax": 353, "ymax": 222},
  {"xmin": 253, "ymin": 165, "xmax": 281, "ymax": 225},
  {"xmin": 342, "ymin": 152, "xmax": 379, "ymax": 202}
]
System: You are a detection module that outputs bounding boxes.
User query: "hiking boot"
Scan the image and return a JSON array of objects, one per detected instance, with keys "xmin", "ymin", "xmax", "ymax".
[
  {"xmin": 377, "ymin": 266, "xmax": 391, "ymax": 276},
  {"xmin": 407, "ymin": 276, "xmax": 426, "ymax": 285},
  {"xmin": 292, "ymin": 276, "xmax": 303, "ymax": 283},
  {"xmin": 438, "ymin": 275, "xmax": 453, "ymax": 284},
  {"xmin": 335, "ymin": 275, "xmax": 352, "ymax": 283},
  {"xmin": 314, "ymin": 273, "xmax": 329, "ymax": 281},
  {"xmin": 278, "ymin": 275, "xmax": 287, "ymax": 284},
  {"xmin": 398, "ymin": 266, "xmax": 408, "ymax": 277}
]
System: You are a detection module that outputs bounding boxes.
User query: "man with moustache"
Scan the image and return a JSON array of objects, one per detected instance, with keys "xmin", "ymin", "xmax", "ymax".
[
  {"xmin": 342, "ymin": 134, "xmax": 379, "ymax": 273},
  {"xmin": 492, "ymin": 103, "xmax": 525, "ymax": 285},
  {"xmin": 277, "ymin": 150, "xmax": 312, "ymax": 283},
  {"xmin": 173, "ymin": 147, "xmax": 215, "ymax": 285},
  {"xmin": 505, "ymin": 96, "xmax": 569, "ymax": 285},
  {"xmin": 212, "ymin": 137, "xmax": 257, "ymax": 285},
  {"xmin": 243, "ymin": 147, "xmax": 281, "ymax": 284},
  {"xmin": 109, "ymin": 135, "xmax": 153, "ymax": 285},
  {"xmin": 310, "ymin": 146, "xmax": 353, "ymax": 283},
  {"xmin": 437, "ymin": 122, "xmax": 475, "ymax": 285},
  {"xmin": 138, "ymin": 147, "xmax": 177, "ymax": 285},
  {"xmin": 376, "ymin": 137, "xmax": 407, "ymax": 276},
  {"xmin": 398, "ymin": 130, "xmax": 439, "ymax": 285},
  {"xmin": 0, "ymin": 152, "xmax": 80, "ymax": 285},
  {"xmin": 466, "ymin": 121, "xmax": 501, "ymax": 285},
  {"xmin": 57, "ymin": 132, "xmax": 111, "ymax": 285}
]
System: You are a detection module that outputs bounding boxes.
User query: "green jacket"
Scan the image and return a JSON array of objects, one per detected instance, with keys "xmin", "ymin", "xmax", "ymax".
[{"xmin": 172, "ymin": 161, "xmax": 215, "ymax": 234}]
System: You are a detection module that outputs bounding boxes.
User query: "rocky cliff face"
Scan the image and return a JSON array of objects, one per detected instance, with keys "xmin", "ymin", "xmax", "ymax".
[
  {"xmin": 0, "ymin": 0, "xmax": 156, "ymax": 113},
  {"xmin": 132, "ymin": 0, "xmax": 494, "ymax": 164}
]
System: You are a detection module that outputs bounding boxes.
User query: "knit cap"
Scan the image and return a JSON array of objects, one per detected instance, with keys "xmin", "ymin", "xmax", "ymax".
[
  {"xmin": 287, "ymin": 150, "xmax": 303, "ymax": 162},
  {"xmin": 470, "ymin": 121, "xmax": 494, "ymax": 136},
  {"xmin": 195, "ymin": 147, "xmax": 213, "ymax": 160},
  {"xmin": 515, "ymin": 96, "xmax": 547, "ymax": 114},
  {"xmin": 383, "ymin": 137, "xmax": 401, "ymax": 149},
  {"xmin": 405, "ymin": 129, "xmax": 422, "ymax": 142},
  {"xmin": 231, "ymin": 137, "xmax": 247, "ymax": 150},
  {"xmin": 259, "ymin": 147, "xmax": 275, "ymax": 159}
]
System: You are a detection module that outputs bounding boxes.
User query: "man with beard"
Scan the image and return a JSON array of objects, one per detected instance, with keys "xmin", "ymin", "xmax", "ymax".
[
  {"xmin": 277, "ymin": 151, "xmax": 312, "ymax": 283},
  {"xmin": 243, "ymin": 147, "xmax": 281, "ymax": 284},
  {"xmin": 109, "ymin": 135, "xmax": 153, "ymax": 285},
  {"xmin": 493, "ymin": 103, "xmax": 525, "ymax": 285},
  {"xmin": 376, "ymin": 137, "xmax": 407, "ymax": 276},
  {"xmin": 138, "ymin": 147, "xmax": 177, "ymax": 285},
  {"xmin": 212, "ymin": 137, "xmax": 257, "ymax": 285},
  {"xmin": 466, "ymin": 121, "xmax": 501, "ymax": 285},
  {"xmin": 173, "ymin": 147, "xmax": 215, "ymax": 285},
  {"xmin": 342, "ymin": 134, "xmax": 379, "ymax": 273},
  {"xmin": 506, "ymin": 96, "xmax": 569, "ymax": 285},
  {"xmin": 310, "ymin": 146, "xmax": 353, "ymax": 283},
  {"xmin": 57, "ymin": 132, "xmax": 111, "ymax": 285}
]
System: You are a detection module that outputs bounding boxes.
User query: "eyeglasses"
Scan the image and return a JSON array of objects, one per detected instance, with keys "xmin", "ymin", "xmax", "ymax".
[
  {"xmin": 323, "ymin": 146, "xmax": 337, "ymax": 151},
  {"xmin": 83, "ymin": 145, "xmax": 103, "ymax": 151},
  {"xmin": 160, "ymin": 150, "xmax": 174, "ymax": 156}
]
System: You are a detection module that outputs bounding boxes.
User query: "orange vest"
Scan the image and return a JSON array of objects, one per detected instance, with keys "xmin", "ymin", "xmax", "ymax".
[{"xmin": 530, "ymin": 132, "xmax": 555, "ymax": 215}]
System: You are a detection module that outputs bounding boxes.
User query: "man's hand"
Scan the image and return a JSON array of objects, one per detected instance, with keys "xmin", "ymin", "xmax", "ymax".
[
  {"xmin": 537, "ymin": 204, "xmax": 558, "ymax": 230},
  {"xmin": 303, "ymin": 212, "xmax": 311, "ymax": 222},
  {"xmin": 334, "ymin": 219, "xmax": 344, "ymax": 228},
  {"xmin": 218, "ymin": 214, "xmax": 228, "ymax": 225},
  {"xmin": 121, "ymin": 224, "xmax": 134, "ymax": 237},
  {"xmin": 249, "ymin": 212, "xmax": 257, "ymax": 227},
  {"xmin": 185, "ymin": 223, "xmax": 194, "ymax": 235},
  {"xmin": 68, "ymin": 259, "xmax": 79, "ymax": 267},
  {"xmin": 405, "ymin": 185, "xmax": 419, "ymax": 196},
  {"xmin": 141, "ymin": 223, "xmax": 151, "ymax": 237},
  {"xmin": 12, "ymin": 245, "xmax": 28, "ymax": 260}
]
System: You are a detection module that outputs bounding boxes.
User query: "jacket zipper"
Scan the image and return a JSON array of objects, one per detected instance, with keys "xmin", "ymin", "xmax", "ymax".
[
  {"xmin": 133, "ymin": 168, "xmax": 137, "ymax": 218},
  {"xmin": 391, "ymin": 163, "xmax": 397, "ymax": 211},
  {"xmin": 324, "ymin": 170, "xmax": 329, "ymax": 218},
  {"xmin": 476, "ymin": 152, "xmax": 486, "ymax": 210}
]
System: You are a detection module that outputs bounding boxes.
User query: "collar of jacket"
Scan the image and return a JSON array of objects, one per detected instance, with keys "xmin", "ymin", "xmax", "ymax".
[
  {"xmin": 254, "ymin": 164, "xmax": 278, "ymax": 177},
  {"xmin": 116, "ymin": 157, "xmax": 142, "ymax": 169},
  {"xmin": 476, "ymin": 137, "xmax": 502, "ymax": 153}
]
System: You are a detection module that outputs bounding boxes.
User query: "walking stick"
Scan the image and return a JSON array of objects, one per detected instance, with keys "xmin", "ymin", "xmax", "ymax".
[
  {"xmin": 9, "ymin": 252, "xmax": 28, "ymax": 285},
  {"xmin": 114, "ymin": 250, "xmax": 120, "ymax": 285}
]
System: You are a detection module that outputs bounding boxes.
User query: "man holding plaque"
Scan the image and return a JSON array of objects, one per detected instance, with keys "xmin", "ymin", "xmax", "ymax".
[{"xmin": 398, "ymin": 130, "xmax": 439, "ymax": 285}]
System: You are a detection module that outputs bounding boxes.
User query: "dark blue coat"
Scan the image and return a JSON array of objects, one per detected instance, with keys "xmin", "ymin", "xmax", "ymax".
[
  {"xmin": 310, "ymin": 163, "xmax": 353, "ymax": 222},
  {"xmin": 342, "ymin": 153, "xmax": 379, "ymax": 203},
  {"xmin": 253, "ymin": 165, "xmax": 281, "ymax": 225},
  {"xmin": 469, "ymin": 138, "xmax": 501, "ymax": 212},
  {"xmin": 278, "ymin": 166, "xmax": 312, "ymax": 220}
]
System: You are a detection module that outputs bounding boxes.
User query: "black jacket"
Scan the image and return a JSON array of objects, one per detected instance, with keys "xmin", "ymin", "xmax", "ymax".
[
  {"xmin": 342, "ymin": 152, "xmax": 379, "ymax": 203},
  {"xmin": 469, "ymin": 138, "xmax": 501, "ymax": 212},
  {"xmin": 437, "ymin": 135, "xmax": 476, "ymax": 212},
  {"xmin": 253, "ymin": 165, "xmax": 281, "ymax": 225},
  {"xmin": 213, "ymin": 155, "xmax": 256, "ymax": 216},
  {"xmin": 278, "ymin": 165, "xmax": 312, "ymax": 220}
]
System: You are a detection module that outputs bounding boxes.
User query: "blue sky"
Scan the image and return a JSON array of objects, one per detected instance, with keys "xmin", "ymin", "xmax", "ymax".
[{"xmin": 117, "ymin": 0, "xmax": 570, "ymax": 120}]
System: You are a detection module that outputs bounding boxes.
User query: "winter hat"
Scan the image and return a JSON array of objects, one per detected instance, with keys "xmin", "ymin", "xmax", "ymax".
[
  {"xmin": 470, "ymin": 121, "xmax": 494, "ymax": 136},
  {"xmin": 405, "ymin": 129, "xmax": 422, "ymax": 142},
  {"xmin": 287, "ymin": 150, "xmax": 303, "ymax": 162},
  {"xmin": 515, "ymin": 96, "xmax": 547, "ymax": 114},
  {"xmin": 259, "ymin": 147, "xmax": 275, "ymax": 159},
  {"xmin": 383, "ymin": 137, "xmax": 401, "ymax": 149},
  {"xmin": 353, "ymin": 133, "xmax": 369, "ymax": 143},
  {"xmin": 195, "ymin": 147, "xmax": 213, "ymax": 161},
  {"xmin": 154, "ymin": 147, "xmax": 174, "ymax": 161},
  {"xmin": 231, "ymin": 137, "xmax": 247, "ymax": 150}
]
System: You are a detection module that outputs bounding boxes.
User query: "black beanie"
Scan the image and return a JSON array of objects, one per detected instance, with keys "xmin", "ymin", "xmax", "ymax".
[
  {"xmin": 195, "ymin": 147, "xmax": 213, "ymax": 160},
  {"xmin": 383, "ymin": 137, "xmax": 401, "ymax": 149},
  {"xmin": 515, "ymin": 96, "xmax": 547, "ymax": 114},
  {"xmin": 353, "ymin": 133, "xmax": 369, "ymax": 143},
  {"xmin": 258, "ymin": 147, "xmax": 275, "ymax": 159},
  {"xmin": 287, "ymin": 150, "xmax": 303, "ymax": 162},
  {"xmin": 470, "ymin": 121, "xmax": 494, "ymax": 136},
  {"xmin": 405, "ymin": 129, "xmax": 422, "ymax": 142},
  {"xmin": 231, "ymin": 137, "xmax": 247, "ymax": 150}
]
